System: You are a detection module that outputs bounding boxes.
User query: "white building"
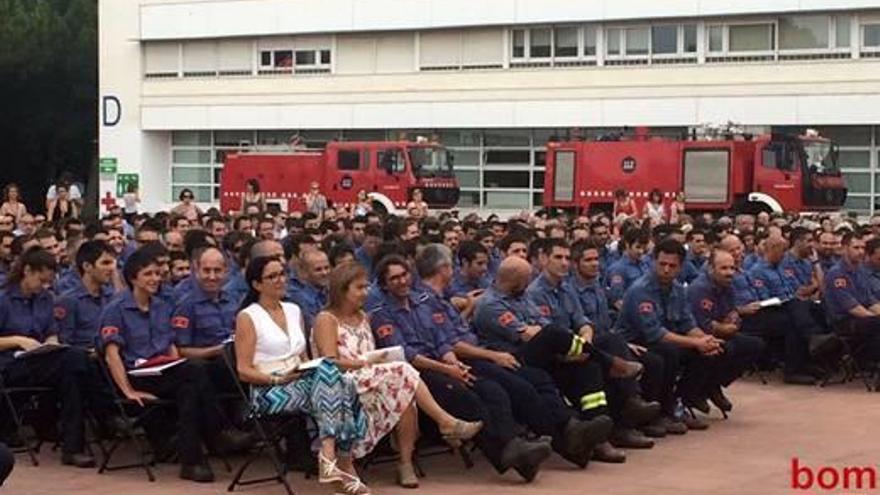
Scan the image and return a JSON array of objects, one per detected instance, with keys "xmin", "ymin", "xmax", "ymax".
[{"xmin": 99, "ymin": 0, "xmax": 880, "ymax": 214}]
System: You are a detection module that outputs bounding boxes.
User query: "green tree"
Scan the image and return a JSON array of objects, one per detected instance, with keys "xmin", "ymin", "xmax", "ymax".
[{"xmin": 0, "ymin": 0, "xmax": 96, "ymax": 214}]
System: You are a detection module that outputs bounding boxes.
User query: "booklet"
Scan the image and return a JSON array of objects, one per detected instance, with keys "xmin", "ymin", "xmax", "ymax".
[
  {"xmin": 295, "ymin": 358, "xmax": 325, "ymax": 372},
  {"xmin": 128, "ymin": 356, "xmax": 187, "ymax": 377},
  {"xmin": 14, "ymin": 342, "xmax": 68, "ymax": 359},
  {"xmin": 364, "ymin": 346, "xmax": 405, "ymax": 364}
]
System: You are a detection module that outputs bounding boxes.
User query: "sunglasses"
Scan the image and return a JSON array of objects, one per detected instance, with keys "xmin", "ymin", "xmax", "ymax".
[{"xmin": 183, "ymin": 195, "xmax": 194, "ymax": 199}]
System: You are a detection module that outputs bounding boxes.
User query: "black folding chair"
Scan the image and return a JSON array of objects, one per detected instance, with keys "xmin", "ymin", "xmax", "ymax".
[
  {"xmin": 0, "ymin": 373, "xmax": 52, "ymax": 466},
  {"xmin": 93, "ymin": 348, "xmax": 176, "ymax": 482},
  {"xmin": 222, "ymin": 341, "xmax": 297, "ymax": 495}
]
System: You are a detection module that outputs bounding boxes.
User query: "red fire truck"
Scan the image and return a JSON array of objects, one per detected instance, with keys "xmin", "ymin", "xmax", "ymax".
[
  {"xmin": 219, "ymin": 140, "xmax": 459, "ymax": 215},
  {"xmin": 543, "ymin": 129, "xmax": 847, "ymax": 215}
]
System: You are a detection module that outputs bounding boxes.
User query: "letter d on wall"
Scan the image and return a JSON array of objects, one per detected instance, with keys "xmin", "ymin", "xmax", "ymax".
[{"xmin": 102, "ymin": 96, "xmax": 121, "ymax": 126}]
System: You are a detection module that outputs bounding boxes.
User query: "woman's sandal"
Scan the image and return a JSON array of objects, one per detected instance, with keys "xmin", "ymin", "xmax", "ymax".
[
  {"xmin": 336, "ymin": 470, "xmax": 371, "ymax": 495},
  {"xmin": 441, "ymin": 419, "xmax": 483, "ymax": 447},
  {"xmin": 318, "ymin": 453, "xmax": 344, "ymax": 484},
  {"xmin": 397, "ymin": 462, "xmax": 419, "ymax": 489}
]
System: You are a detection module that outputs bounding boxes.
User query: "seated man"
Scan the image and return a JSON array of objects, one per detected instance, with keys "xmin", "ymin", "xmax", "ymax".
[
  {"xmin": 370, "ymin": 255, "xmax": 553, "ymax": 482},
  {"xmin": 528, "ymin": 238, "xmax": 659, "ymax": 460},
  {"xmin": 0, "ymin": 248, "xmax": 118, "ymax": 467},
  {"xmin": 685, "ymin": 250, "xmax": 765, "ymax": 413},
  {"xmin": 616, "ymin": 239, "xmax": 727, "ymax": 435},
  {"xmin": 415, "ymin": 244, "xmax": 611, "ymax": 469},
  {"xmin": 285, "ymin": 249, "xmax": 329, "ymax": 337},
  {"xmin": 100, "ymin": 248, "xmax": 250, "ymax": 483},
  {"xmin": 607, "ymin": 228, "xmax": 649, "ymax": 311},
  {"xmin": 449, "ymin": 240, "xmax": 491, "ymax": 319},
  {"xmin": 780, "ymin": 227, "xmax": 821, "ymax": 300},
  {"xmin": 56, "ymin": 240, "xmax": 118, "ymax": 348},
  {"xmin": 823, "ymin": 231, "xmax": 880, "ymax": 370}
]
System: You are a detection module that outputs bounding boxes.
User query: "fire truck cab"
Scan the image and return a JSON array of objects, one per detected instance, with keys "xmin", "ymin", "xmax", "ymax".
[
  {"xmin": 544, "ymin": 130, "xmax": 846, "ymax": 215},
  {"xmin": 220, "ymin": 140, "xmax": 460, "ymax": 215}
]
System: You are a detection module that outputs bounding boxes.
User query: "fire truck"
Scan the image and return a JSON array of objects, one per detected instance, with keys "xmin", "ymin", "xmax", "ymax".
[
  {"xmin": 219, "ymin": 140, "xmax": 459, "ymax": 215},
  {"xmin": 543, "ymin": 128, "xmax": 847, "ymax": 215}
]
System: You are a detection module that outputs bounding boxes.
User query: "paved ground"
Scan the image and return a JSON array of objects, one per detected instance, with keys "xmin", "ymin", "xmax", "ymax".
[{"xmin": 5, "ymin": 376, "xmax": 879, "ymax": 495}]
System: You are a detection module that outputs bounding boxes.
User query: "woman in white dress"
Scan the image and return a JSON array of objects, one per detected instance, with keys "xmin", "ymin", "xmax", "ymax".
[
  {"xmin": 312, "ymin": 263, "xmax": 483, "ymax": 488},
  {"xmin": 234, "ymin": 256, "xmax": 369, "ymax": 495},
  {"xmin": 643, "ymin": 188, "xmax": 667, "ymax": 227}
]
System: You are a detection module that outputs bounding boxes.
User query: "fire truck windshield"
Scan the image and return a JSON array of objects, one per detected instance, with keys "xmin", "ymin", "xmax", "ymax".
[
  {"xmin": 802, "ymin": 140, "xmax": 839, "ymax": 174},
  {"xmin": 409, "ymin": 147, "xmax": 453, "ymax": 178}
]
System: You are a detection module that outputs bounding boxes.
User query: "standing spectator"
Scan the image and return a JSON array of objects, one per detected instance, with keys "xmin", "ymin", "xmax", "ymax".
[
  {"xmin": 45, "ymin": 172, "xmax": 83, "ymax": 210},
  {"xmin": 669, "ymin": 192, "xmax": 686, "ymax": 225},
  {"xmin": 46, "ymin": 184, "xmax": 80, "ymax": 223},
  {"xmin": 171, "ymin": 188, "xmax": 203, "ymax": 222},
  {"xmin": 406, "ymin": 188, "xmax": 429, "ymax": 219},
  {"xmin": 612, "ymin": 188, "xmax": 638, "ymax": 224},
  {"xmin": 305, "ymin": 181, "xmax": 328, "ymax": 219},
  {"xmin": 353, "ymin": 190, "xmax": 372, "ymax": 217},
  {"xmin": 122, "ymin": 184, "xmax": 140, "ymax": 225},
  {"xmin": 0, "ymin": 184, "xmax": 27, "ymax": 224},
  {"xmin": 240, "ymin": 179, "xmax": 266, "ymax": 215},
  {"xmin": 643, "ymin": 189, "xmax": 666, "ymax": 227}
]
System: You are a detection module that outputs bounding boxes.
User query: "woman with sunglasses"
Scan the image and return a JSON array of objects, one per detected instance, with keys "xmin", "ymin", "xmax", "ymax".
[
  {"xmin": 171, "ymin": 188, "xmax": 203, "ymax": 223},
  {"xmin": 234, "ymin": 256, "xmax": 370, "ymax": 495}
]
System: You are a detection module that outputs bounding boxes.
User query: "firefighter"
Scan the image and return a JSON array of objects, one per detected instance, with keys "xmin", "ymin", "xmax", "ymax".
[
  {"xmin": 780, "ymin": 227, "xmax": 821, "ymax": 300},
  {"xmin": 616, "ymin": 239, "xmax": 726, "ymax": 434},
  {"xmin": 414, "ymin": 244, "xmax": 612, "ymax": 469},
  {"xmin": 370, "ymin": 255, "xmax": 553, "ymax": 482},
  {"xmin": 685, "ymin": 250, "xmax": 765, "ymax": 414},
  {"xmin": 823, "ymin": 231, "xmax": 880, "ymax": 366},
  {"xmin": 862, "ymin": 237, "xmax": 880, "ymax": 299},
  {"xmin": 285, "ymin": 249, "xmax": 330, "ymax": 335},
  {"xmin": 607, "ymin": 228, "xmax": 650, "ymax": 310},
  {"xmin": 55, "ymin": 240, "xmax": 118, "ymax": 349},
  {"xmin": 570, "ymin": 239, "xmax": 660, "ymax": 447}
]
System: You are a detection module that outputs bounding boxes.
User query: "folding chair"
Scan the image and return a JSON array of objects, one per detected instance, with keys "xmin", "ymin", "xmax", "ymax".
[
  {"xmin": 222, "ymin": 341, "xmax": 297, "ymax": 495},
  {"xmin": 93, "ymin": 349, "xmax": 176, "ymax": 482},
  {"xmin": 0, "ymin": 374, "xmax": 52, "ymax": 466}
]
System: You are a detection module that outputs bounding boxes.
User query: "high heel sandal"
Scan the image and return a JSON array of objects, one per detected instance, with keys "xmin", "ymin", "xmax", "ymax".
[
  {"xmin": 441, "ymin": 419, "xmax": 483, "ymax": 447},
  {"xmin": 336, "ymin": 470, "xmax": 371, "ymax": 495},
  {"xmin": 318, "ymin": 453, "xmax": 344, "ymax": 483}
]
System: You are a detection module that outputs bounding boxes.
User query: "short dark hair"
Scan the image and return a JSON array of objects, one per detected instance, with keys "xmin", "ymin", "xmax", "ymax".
[
  {"xmin": 866, "ymin": 237, "xmax": 880, "ymax": 256},
  {"xmin": 654, "ymin": 238, "xmax": 687, "ymax": 262},
  {"xmin": 183, "ymin": 229, "xmax": 215, "ymax": 259},
  {"xmin": 789, "ymin": 227, "xmax": 811, "ymax": 246},
  {"xmin": 328, "ymin": 243, "xmax": 355, "ymax": 267},
  {"xmin": 123, "ymin": 247, "xmax": 162, "ymax": 288},
  {"xmin": 458, "ymin": 240, "xmax": 488, "ymax": 265},
  {"xmin": 497, "ymin": 234, "xmax": 529, "ymax": 254},
  {"xmin": 364, "ymin": 224, "xmax": 383, "ymax": 239},
  {"xmin": 75, "ymin": 240, "xmax": 115, "ymax": 275},
  {"xmin": 841, "ymin": 230, "xmax": 865, "ymax": 246},
  {"xmin": 571, "ymin": 239, "xmax": 602, "ymax": 263},
  {"xmin": 540, "ymin": 237, "xmax": 570, "ymax": 256},
  {"xmin": 283, "ymin": 234, "xmax": 317, "ymax": 260},
  {"xmin": 6, "ymin": 247, "xmax": 56, "ymax": 288},
  {"xmin": 622, "ymin": 227, "xmax": 650, "ymax": 248}
]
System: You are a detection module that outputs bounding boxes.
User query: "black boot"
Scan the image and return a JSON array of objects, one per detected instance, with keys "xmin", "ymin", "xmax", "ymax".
[
  {"xmin": 500, "ymin": 437, "xmax": 552, "ymax": 482},
  {"xmin": 180, "ymin": 462, "xmax": 215, "ymax": 482}
]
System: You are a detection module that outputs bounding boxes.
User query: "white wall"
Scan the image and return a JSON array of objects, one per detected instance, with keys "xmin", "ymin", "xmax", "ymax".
[{"xmin": 140, "ymin": 0, "xmax": 880, "ymax": 40}]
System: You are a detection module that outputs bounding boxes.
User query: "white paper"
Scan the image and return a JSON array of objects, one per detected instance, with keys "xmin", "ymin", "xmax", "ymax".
[
  {"xmin": 14, "ymin": 342, "xmax": 68, "ymax": 359},
  {"xmin": 364, "ymin": 346, "xmax": 405, "ymax": 364},
  {"xmin": 128, "ymin": 358, "xmax": 187, "ymax": 377},
  {"xmin": 296, "ymin": 358, "xmax": 325, "ymax": 372},
  {"xmin": 759, "ymin": 297, "xmax": 783, "ymax": 308}
]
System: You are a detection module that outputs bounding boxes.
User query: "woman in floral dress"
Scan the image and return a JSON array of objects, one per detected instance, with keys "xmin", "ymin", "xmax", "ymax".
[{"xmin": 312, "ymin": 262, "xmax": 482, "ymax": 488}]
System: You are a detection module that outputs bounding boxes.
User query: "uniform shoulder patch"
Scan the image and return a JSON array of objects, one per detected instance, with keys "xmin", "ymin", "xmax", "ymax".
[
  {"xmin": 432, "ymin": 312, "xmax": 445, "ymax": 324},
  {"xmin": 376, "ymin": 324, "xmax": 393, "ymax": 338},
  {"xmin": 538, "ymin": 305, "xmax": 551, "ymax": 316},
  {"xmin": 611, "ymin": 274, "xmax": 624, "ymax": 284},
  {"xmin": 834, "ymin": 277, "xmax": 848, "ymax": 289},
  {"xmin": 100, "ymin": 326, "xmax": 119, "ymax": 338},
  {"xmin": 752, "ymin": 279, "xmax": 764, "ymax": 288},
  {"xmin": 638, "ymin": 302, "xmax": 654, "ymax": 314},
  {"xmin": 498, "ymin": 311, "xmax": 515, "ymax": 327},
  {"xmin": 700, "ymin": 298, "xmax": 714, "ymax": 311},
  {"xmin": 784, "ymin": 268, "xmax": 795, "ymax": 277},
  {"xmin": 53, "ymin": 306, "xmax": 67, "ymax": 320},
  {"xmin": 171, "ymin": 316, "xmax": 190, "ymax": 329}
]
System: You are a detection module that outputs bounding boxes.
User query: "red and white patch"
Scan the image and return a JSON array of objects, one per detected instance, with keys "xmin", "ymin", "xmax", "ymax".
[
  {"xmin": 432, "ymin": 312, "xmax": 445, "ymax": 324},
  {"xmin": 538, "ymin": 305, "xmax": 551, "ymax": 316},
  {"xmin": 376, "ymin": 324, "xmax": 393, "ymax": 338},
  {"xmin": 611, "ymin": 275, "xmax": 624, "ymax": 284},
  {"xmin": 784, "ymin": 268, "xmax": 795, "ymax": 278},
  {"xmin": 53, "ymin": 306, "xmax": 66, "ymax": 320},
  {"xmin": 752, "ymin": 279, "xmax": 764, "ymax": 288},
  {"xmin": 498, "ymin": 311, "xmax": 515, "ymax": 327},
  {"xmin": 171, "ymin": 316, "xmax": 190, "ymax": 329},
  {"xmin": 701, "ymin": 299, "xmax": 714, "ymax": 311},
  {"xmin": 638, "ymin": 302, "xmax": 654, "ymax": 314},
  {"xmin": 834, "ymin": 278, "xmax": 848, "ymax": 289},
  {"xmin": 100, "ymin": 326, "xmax": 119, "ymax": 338}
]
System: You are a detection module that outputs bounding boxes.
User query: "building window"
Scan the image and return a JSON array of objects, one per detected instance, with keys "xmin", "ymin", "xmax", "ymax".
[
  {"xmin": 512, "ymin": 29, "xmax": 526, "ymax": 58},
  {"xmin": 862, "ymin": 23, "xmax": 880, "ymax": 48},
  {"xmin": 259, "ymin": 49, "xmax": 293, "ymax": 72},
  {"xmin": 779, "ymin": 15, "xmax": 829, "ymax": 50},
  {"xmin": 651, "ymin": 25, "xmax": 678, "ymax": 54},
  {"xmin": 529, "ymin": 28, "xmax": 552, "ymax": 58},
  {"xmin": 729, "ymin": 23, "xmax": 775, "ymax": 52},
  {"xmin": 835, "ymin": 16, "xmax": 851, "ymax": 48},
  {"xmin": 554, "ymin": 27, "xmax": 579, "ymax": 57},
  {"xmin": 708, "ymin": 25, "xmax": 724, "ymax": 52},
  {"xmin": 683, "ymin": 24, "xmax": 698, "ymax": 53},
  {"xmin": 625, "ymin": 27, "xmax": 650, "ymax": 55},
  {"xmin": 606, "ymin": 24, "xmax": 697, "ymax": 63},
  {"xmin": 583, "ymin": 26, "xmax": 597, "ymax": 56},
  {"xmin": 511, "ymin": 26, "xmax": 597, "ymax": 65},
  {"xmin": 606, "ymin": 28, "xmax": 621, "ymax": 55}
]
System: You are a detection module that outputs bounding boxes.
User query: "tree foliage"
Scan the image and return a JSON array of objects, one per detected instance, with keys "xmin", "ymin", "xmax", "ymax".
[{"xmin": 0, "ymin": 0, "xmax": 96, "ymax": 212}]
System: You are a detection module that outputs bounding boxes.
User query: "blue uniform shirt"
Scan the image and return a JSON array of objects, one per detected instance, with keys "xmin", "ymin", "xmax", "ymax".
[
  {"xmin": 780, "ymin": 252, "xmax": 813, "ymax": 292},
  {"xmin": 681, "ymin": 252, "xmax": 705, "ymax": 285},
  {"xmin": 743, "ymin": 252, "xmax": 761, "ymax": 271},
  {"xmin": 0, "ymin": 285, "xmax": 57, "ymax": 342},
  {"xmin": 448, "ymin": 273, "xmax": 490, "ymax": 299},
  {"xmin": 526, "ymin": 272, "xmax": 591, "ymax": 331},
  {"xmin": 54, "ymin": 267, "xmax": 80, "ymax": 295},
  {"xmin": 686, "ymin": 272, "xmax": 738, "ymax": 332},
  {"xmin": 55, "ymin": 276, "xmax": 116, "ymax": 348},
  {"xmin": 864, "ymin": 264, "xmax": 880, "ymax": 301},
  {"xmin": 747, "ymin": 259, "xmax": 796, "ymax": 301},
  {"xmin": 732, "ymin": 270, "xmax": 759, "ymax": 307},
  {"xmin": 615, "ymin": 272, "xmax": 697, "ymax": 345},
  {"xmin": 355, "ymin": 247, "xmax": 374, "ymax": 278},
  {"xmin": 223, "ymin": 269, "xmax": 249, "ymax": 306},
  {"xmin": 414, "ymin": 282, "xmax": 478, "ymax": 347},
  {"xmin": 823, "ymin": 260, "xmax": 877, "ymax": 324},
  {"xmin": 171, "ymin": 283, "xmax": 237, "ymax": 348},
  {"xmin": 156, "ymin": 282, "xmax": 176, "ymax": 305},
  {"xmin": 818, "ymin": 255, "xmax": 839, "ymax": 275},
  {"xmin": 99, "ymin": 290, "xmax": 176, "ymax": 369},
  {"xmin": 606, "ymin": 255, "xmax": 645, "ymax": 306},
  {"xmin": 285, "ymin": 278, "xmax": 327, "ymax": 333},
  {"xmin": 369, "ymin": 289, "xmax": 454, "ymax": 361},
  {"xmin": 172, "ymin": 275, "xmax": 196, "ymax": 300},
  {"xmin": 472, "ymin": 286, "xmax": 550, "ymax": 353},
  {"xmin": 571, "ymin": 274, "xmax": 613, "ymax": 335}
]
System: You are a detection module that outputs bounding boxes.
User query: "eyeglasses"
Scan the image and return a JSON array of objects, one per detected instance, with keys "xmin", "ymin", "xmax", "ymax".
[
  {"xmin": 386, "ymin": 272, "xmax": 409, "ymax": 283},
  {"xmin": 183, "ymin": 195, "xmax": 194, "ymax": 200},
  {"xmin": 262, "ymin": 270, "xmax": 286, "ymax": 282}
]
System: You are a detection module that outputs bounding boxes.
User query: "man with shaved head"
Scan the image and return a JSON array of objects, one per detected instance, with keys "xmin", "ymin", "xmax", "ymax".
[
  {"xmin": 286, "ymin": 249, "xmax": 330, "ymax": 334},
  {"xmin": 685, "ymin": 249, "xmax": 765, "ymax": 414},
  {"xmin": 474, "ymin": 256, "xmax": 648, "ymax": 465}
]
